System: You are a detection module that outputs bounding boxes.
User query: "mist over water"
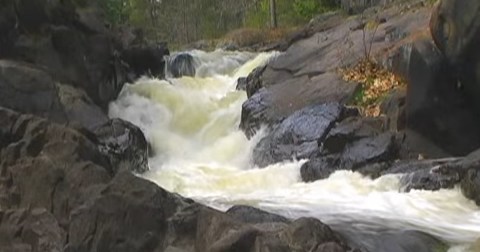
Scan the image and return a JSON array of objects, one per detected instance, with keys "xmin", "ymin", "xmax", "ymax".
[{"xmin": 109, "ymin": 49, "xmax": 480, "ymax": 251}]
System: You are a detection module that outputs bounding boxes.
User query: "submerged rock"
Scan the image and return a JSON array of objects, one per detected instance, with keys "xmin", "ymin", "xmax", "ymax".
[
  {"xmin": 166, "ymin": 53, "xmax": 197, "ymax": 78},
  {"xmin": 301, "ymin": 156, "xmax": 341, "ymax": 182}
]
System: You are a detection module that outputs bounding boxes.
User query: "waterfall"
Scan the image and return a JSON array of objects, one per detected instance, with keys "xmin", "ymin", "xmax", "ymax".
[{"xmin": 109, "ymin": 49, "xmax": 480, "ymax": 251}]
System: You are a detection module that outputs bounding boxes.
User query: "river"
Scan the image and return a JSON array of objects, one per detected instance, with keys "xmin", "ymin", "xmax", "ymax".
[{"xmin": 109, "ymin": 50, "xmax": 480, "ymax": 251}]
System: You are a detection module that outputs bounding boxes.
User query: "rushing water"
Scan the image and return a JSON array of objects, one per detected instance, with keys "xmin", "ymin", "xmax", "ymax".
[{"xmin": 109, "ymin": 49, "xmax": 480, "ymax": 251}]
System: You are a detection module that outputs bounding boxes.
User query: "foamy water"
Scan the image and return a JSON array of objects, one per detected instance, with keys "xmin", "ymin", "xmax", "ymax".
[{"xmin": 109, "ymin": 49, "xmax": 480, "ymax": 251}]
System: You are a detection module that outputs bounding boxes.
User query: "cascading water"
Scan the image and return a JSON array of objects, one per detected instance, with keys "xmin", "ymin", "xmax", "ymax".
[{"xmin": 109, "ymin": 49, "xmax": 480, "ymax": 251}]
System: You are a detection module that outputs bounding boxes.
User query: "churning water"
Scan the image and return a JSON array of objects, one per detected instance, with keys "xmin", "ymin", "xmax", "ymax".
[{"xmin": 109, "ymin": 49, "xmax": 480, "ymax": 251}]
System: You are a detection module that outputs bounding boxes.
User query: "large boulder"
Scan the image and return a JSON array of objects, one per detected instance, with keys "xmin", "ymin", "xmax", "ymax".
[
  {"xmin": 67, "ymin": 171, "xmax": 193, "ymax": 252},
  {"xmin": 240, "ymin": 72, "xmax": 359, "ymax": 138},
  {"xmin": 94, "ymin": 118, "xmax": 149, "ymax": 174},
  {"xmin": 0, "ymin": 60, "xmax": 108, "ymax": 130},
  {"xmin": 252, "ymin": 103, "xmax": 346, "ymax": 167},
  {"xmin": 429, "ymin": 0, "xmax": 480, "ymax": 152},
  {"xmin": 301, "ymin": 132, "xmax": 397, "ymax": 182},
  {"xmin": 300, "ymin": 116, "xmax": 397, "ymax": 182},
  {"xmin": 395, "ymin": 38, "xmax": 480, "ymax": 156}
]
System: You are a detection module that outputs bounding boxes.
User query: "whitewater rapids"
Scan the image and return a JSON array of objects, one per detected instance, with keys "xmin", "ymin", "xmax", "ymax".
[{"xmin": 109, "ymin": 49, "xmax": 480, "ymax": 251}]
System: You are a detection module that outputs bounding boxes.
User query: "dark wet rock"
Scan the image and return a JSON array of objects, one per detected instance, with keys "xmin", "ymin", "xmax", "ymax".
[
  {"xmin": 94, "ymin": 119, "xmax": 149, "ymax": 174},
  {"xmin": 389, "ymin": 149, "xmax": 480, "ymax": 194},
  {"xmin": 458, "ymin": 149, "xmax": 480, "ymax": 205},
  {"xmin": 240, "ymin": 72, "xmax": 359, "ymax": 138},
  {"xmin": 240, "ymin": 88, "xmax": 277, "ymax": 139},
  {"xmin": 302, "ymin": 131, "xmax": 397, "ymax": 182},
  {"xmin": 226, "ymin": 205, "xmax": 290, "ymax": 224},
  {"xmin": 461, "ymin": 169, "xmax": 480, "ymax": 206},
  {"xmin": 166, "ymin": 53, "xmax": 197, "ymax": 78},
  {"xmin": 252, "ymin": 103, "xmax": 345, "ymax": 167},
  {"xmin": 430, "ymin": 0, "xmax": 480, "ymax": 104},
  {"xmin": 395, "ymin": 38, "xmax": 480, "ymax": 156},
  {"xmin": 122, "ymin": 43, "xmax": 170, "ymax": 79},
  {"xmin": 245, "ymin": 65, "xmax": 267, "ymax": 98},
  {"xmin": 235, "ymin": 77, "xmax": 247, "ymax": 91},
  {"xmin": 399, "ymin": 165, "xmax": 461, "ymax": 192},
  {"xmin": 394, "ymin": 129, "xmax": 451, "ymax": 160},
  {"xmin": 381, "ymin": 158, "xmax": 460, "ymax": 175},
  {"xmin": 323, "ymin": 117, "xmax": 385, "ymax": 154},
  {"xmin": 0, "ymin": 208, "xmax": 66, "ymax": 252},
  {"xmin": 341, "ymin": 132, "xmax": 397, "ymax": 169},
  {"xmin": 380, "ymin": 88, "xmax": 406, "ymax": 131},
  {"xmin": 301, "ymin": 156, "xmax": 341, "ymax": 182}
]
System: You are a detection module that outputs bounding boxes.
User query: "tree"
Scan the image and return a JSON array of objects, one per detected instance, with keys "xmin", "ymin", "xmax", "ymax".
[{"xmin": 270, "ymin": 0, "xmax": 277, "ymax": 28}]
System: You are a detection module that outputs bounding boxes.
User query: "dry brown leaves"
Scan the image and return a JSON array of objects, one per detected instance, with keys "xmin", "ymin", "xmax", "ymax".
[{"xmin": 339, "ymin": 60, "xmax": 405, "ymax": 116}]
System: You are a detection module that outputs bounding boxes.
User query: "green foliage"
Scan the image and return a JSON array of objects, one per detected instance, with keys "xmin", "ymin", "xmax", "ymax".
[
  {"xmin": 96, "ymin": 0, "xmax": 340, "ymax": 45},
  {"xmin": 99, "ymin": 0, "xmax": 132, "ymax": 25},
  {"xmin": 293, "ymin": 0, "xmax": 338, "ymax": 19},
  {"xmin": 246, "ymin": 0, "xmax": 339, "ymax": 28}
]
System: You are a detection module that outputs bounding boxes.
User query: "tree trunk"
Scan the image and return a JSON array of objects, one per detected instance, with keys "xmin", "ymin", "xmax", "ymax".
[{"xmin": 269, "ymin": 0, "xmax": 277, "ymax": 28}]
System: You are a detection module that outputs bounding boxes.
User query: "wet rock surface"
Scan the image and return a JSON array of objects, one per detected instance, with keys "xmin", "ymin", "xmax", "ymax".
[
  {"xmin": 252, "ymin": 103, "xmax": 345, "ymax": 167},
  {"xmin": 166, "ymin": 53, "xmax": 197, "ymax": 78},
  {"xmin": 240, "ymin": 72, "xmax": 359, "ymax": 138},
  {"xmin": 94, "ymin": 118, "xmax": 150, "ymax": 174},
  {"xmin": 300, "ymin": 116, "xmax": 397, "ymax": 182}
]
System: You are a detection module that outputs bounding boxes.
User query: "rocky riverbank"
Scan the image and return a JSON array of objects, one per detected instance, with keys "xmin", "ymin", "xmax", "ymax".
[
  {"xmin": 239, "ymin": 0, "xmax": 480, "ymax": 205},
  {"xmin": 1, "ymin": 0, "xmax": 480, "ymax": 251}
]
